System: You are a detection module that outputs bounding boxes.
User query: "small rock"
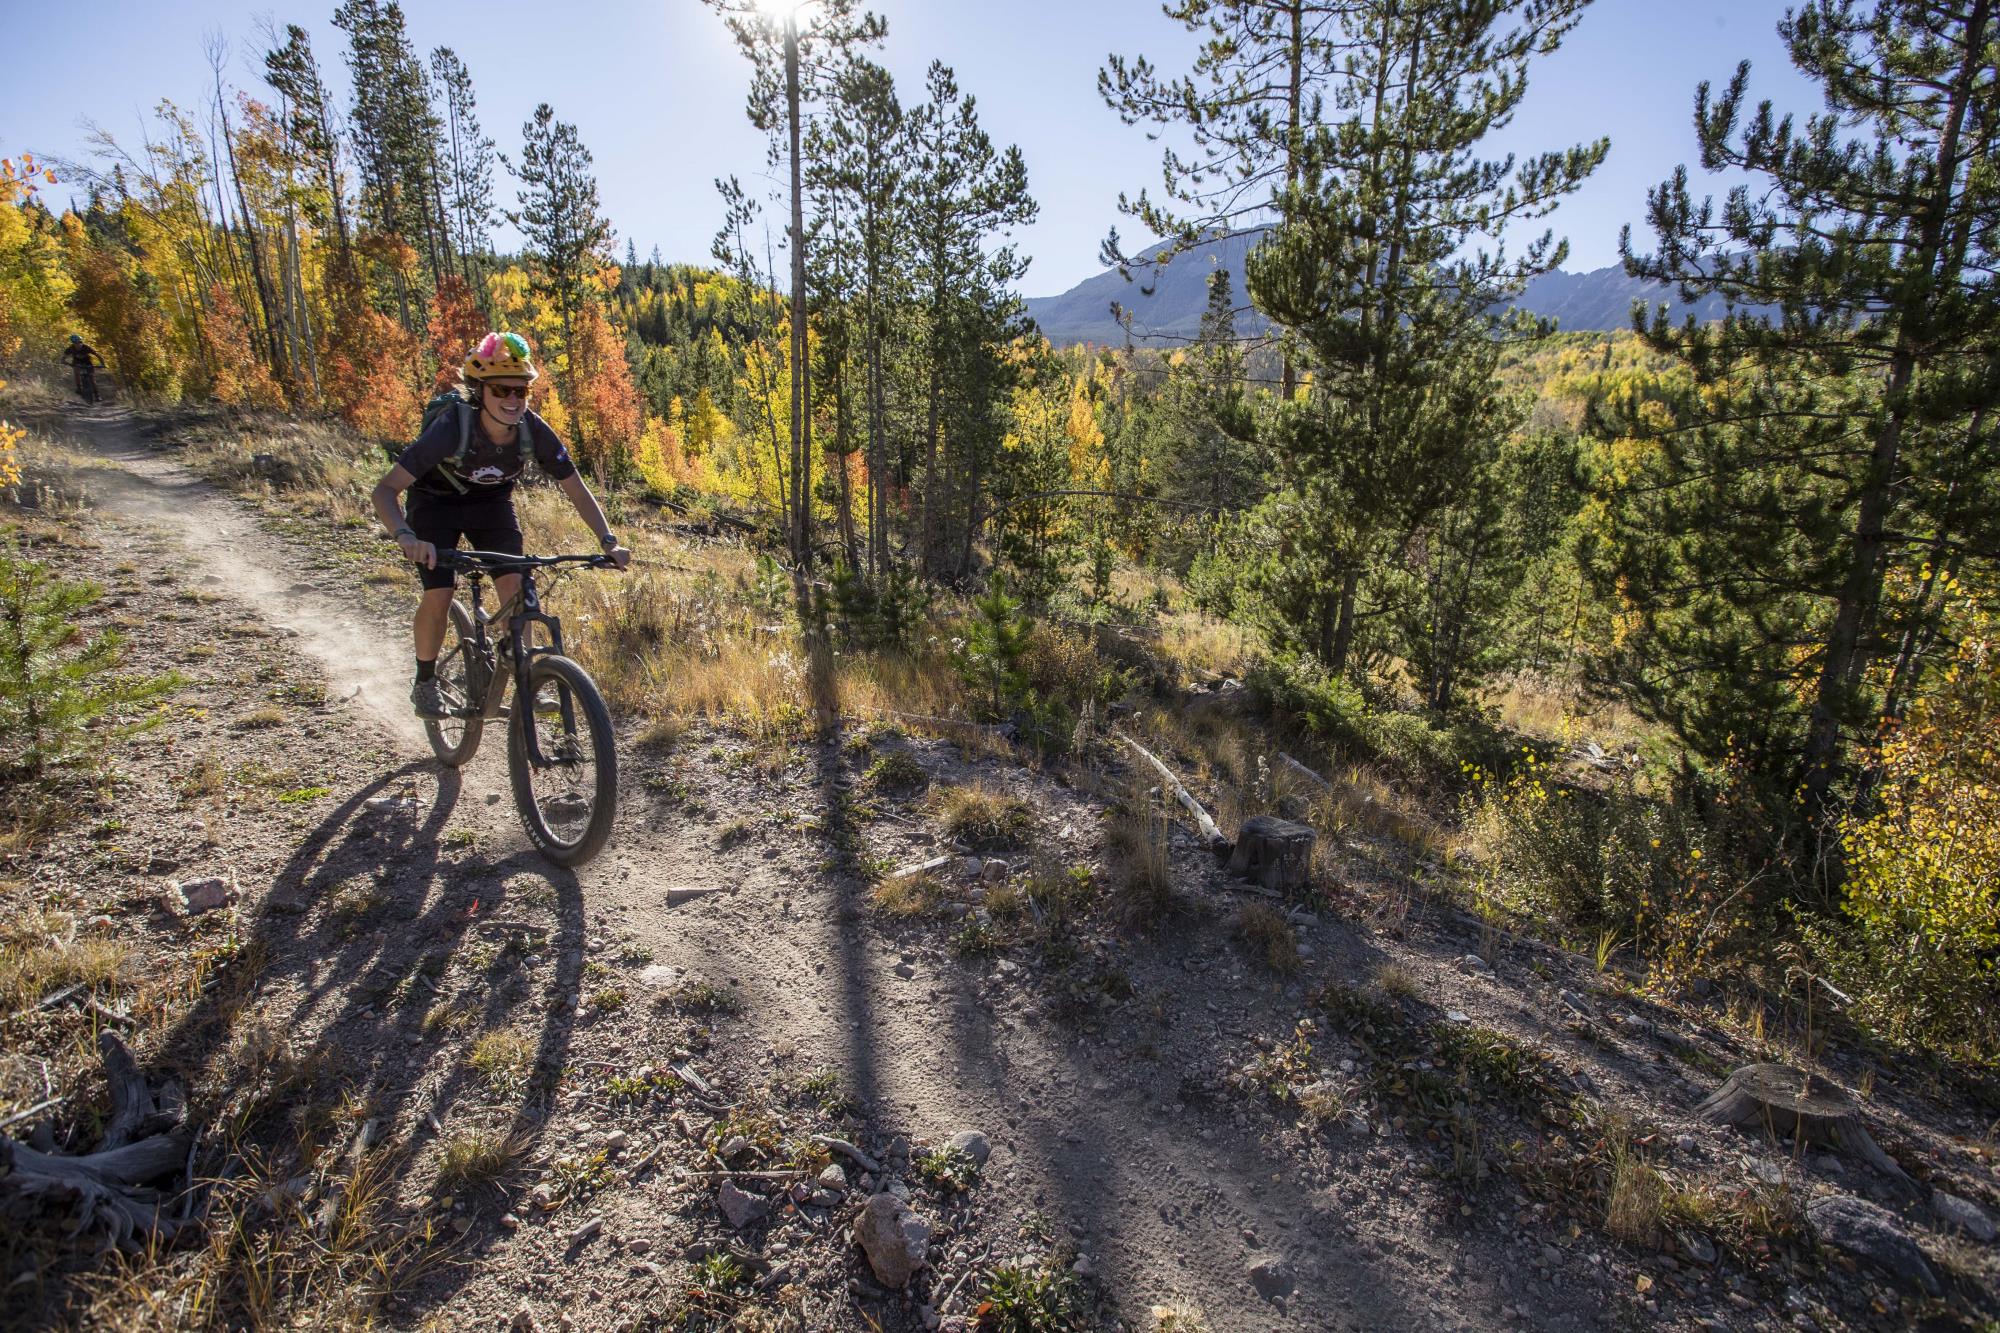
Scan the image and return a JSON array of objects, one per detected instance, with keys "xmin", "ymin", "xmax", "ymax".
[
  {"xmin": 1247, "ymin": 1254, "xmax": 1294, "ymax": 1297},
  {"xmin": 570, "ymin": 1217, "xmax": 602, "ymax": 1245},
  {"xmin": 638, "ymin": 964, "xmax": 681, "ymax": 990},
  {"xmin": 1559, "ymin": 989, "xmax": 1595, "ymax": 1019},
  {"xmin": 946, "ymin": 1130, "xmax": 991, "ymax": 1167},
  {"xmin": 529, "ymin": 1184, "xmax": 555, "ymax": 1211},
  {"xmin": 894, "ymin": 962, "xmax": 916, "ymax": 980},
  {"xmin": 627, "ymin": 1238, "xmax": 653, "ymax": 1255},
  {"xmin": 718, "ymin": 1181, "xmax": 768, "ymax": 1230},
  {"xmin": 511, "ymin": 1304, "xmax": 538, "ymax": 1333},
  {"xmin": 981, "ymin": 859, "xmax": 1008, "ymax": 885},
  {"xmin": 959, "ymin": 857, "xmax": 984, "ymax": 878},
  {"xmin": 363, "ymin": 794, "xmax": 420, "ymax": 814},
  {"xmin": 817, "ymin": 1164, "xmax": 848, "ymax": 1192},
  {"xmin": 603, "ymin": 1130, "xmax": 629, "ymax": 1154},
  {"xmin": 499, "ymin": 1214, "xmax": 520, "ymax": 1232},
  {"xmin": 1444, "ymin": 1010, "xmax": 1471, "ymax": 1024},
  {"xmin": 1679, "ymin": 1231, "xmax": 1717, "ymax": 1266},
  {"xmin": 1676, "ymin": 1134, "xmax": 1698, "ymax": 1154},
  {"xmin": 720, "ymin": 1134, "xmax": 751, "ymax": 1160},
  {"xmin": 854, "ymin": 1192, "xmax": 931, "ymax": 1288},
  {"xmin": 1934, "ymin": 1190, "xmax": 1996, "ymax": 1243},
  {"xmin": 172, "ymin": 876, "xmax": 237, "ymax": 915},
  {"xmin": 1456, "ymin": 954, "xmax": 1492, "ymax": 975},
  {"xmin": 1071, "ymin": 1254, "xmax": 1095, "ymax": 1277},
  {"xmin": 1807, "ymin": 1194, "xmax": 1941, "ymax": 1296}
]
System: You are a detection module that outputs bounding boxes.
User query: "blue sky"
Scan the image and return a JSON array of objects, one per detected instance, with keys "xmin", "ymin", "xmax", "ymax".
[{"xmin": 3, "ymin": 0, "xmax": 1819, "ymax": 295}]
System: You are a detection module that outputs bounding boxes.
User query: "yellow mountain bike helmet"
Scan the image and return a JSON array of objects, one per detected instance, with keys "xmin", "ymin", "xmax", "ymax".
[{"xmin": 462, "ymin": 331, "xmax": 538, "ymax": 382}]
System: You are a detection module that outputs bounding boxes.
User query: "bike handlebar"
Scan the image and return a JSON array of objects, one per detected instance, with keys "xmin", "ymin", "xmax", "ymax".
[{"xmin": 437, "ymin": 549, "xmax": 615, "ymax": 572}]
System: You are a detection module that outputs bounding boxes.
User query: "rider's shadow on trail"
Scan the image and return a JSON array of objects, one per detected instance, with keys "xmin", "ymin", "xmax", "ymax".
[{"xmin": 151, "ymin": 757, "xmax": 588, "ymax": 1288}]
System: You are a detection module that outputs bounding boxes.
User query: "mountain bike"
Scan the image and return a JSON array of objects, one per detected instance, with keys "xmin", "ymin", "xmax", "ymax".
[
  {"xmin": 426, "ymin": 549, "xmax": 619, "ymax": 867},
  {"xmin": 69, "ymin": 363, "xmax": 100, "ymax": 404}
]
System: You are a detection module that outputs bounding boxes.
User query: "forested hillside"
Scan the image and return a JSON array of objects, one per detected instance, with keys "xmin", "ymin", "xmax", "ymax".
[{"xmin": 3, "ymin": 0, "xmax": 1999, "ymax": 1329}]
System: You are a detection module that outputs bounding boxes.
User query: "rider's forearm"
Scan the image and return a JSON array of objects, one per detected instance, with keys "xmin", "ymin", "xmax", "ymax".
[
  {"xmin": 372, "ymin": 482, "xmax": 412, "ymax": 539},
  {"xmin": 558, "ymin": 473, "xmax": 613, "ymax": 543}
]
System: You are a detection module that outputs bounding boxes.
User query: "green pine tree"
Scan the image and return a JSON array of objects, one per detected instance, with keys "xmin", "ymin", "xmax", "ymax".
[
  {"xmin": 0, "ymin": 547, "xmax": 180, "ymax": 780},
  {"xmin": 1611, "ymin": 0, "xmax": 2000, "ymax": 817}
]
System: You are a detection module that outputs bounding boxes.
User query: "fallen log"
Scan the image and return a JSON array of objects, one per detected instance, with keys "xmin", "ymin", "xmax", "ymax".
[
  {"xmin": 0, "ymin": 1032, "xmax": 190, "ymax": 1246},
  {"xmin": 1276, "ymin": 752, "xmax": 1334, "ymax": 795},
  {"xmin": 1114, "ymin": 729, "xmax": 1229, "ymax": 852}
]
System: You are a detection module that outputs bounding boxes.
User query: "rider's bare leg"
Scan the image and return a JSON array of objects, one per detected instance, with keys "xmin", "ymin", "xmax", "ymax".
[
  {"xmin": 415, "ymin": 587, "xmax": 453, "ymax": 661},
  {"xmin": 492, "ymin": 573, "xmax": 523, "ymax": 647}
]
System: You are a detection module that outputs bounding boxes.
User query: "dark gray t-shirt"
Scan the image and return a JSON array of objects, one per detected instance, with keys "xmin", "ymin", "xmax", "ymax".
[{"xmin": 395, "ymin": 405, "xmax": 577, "ymax": 501}]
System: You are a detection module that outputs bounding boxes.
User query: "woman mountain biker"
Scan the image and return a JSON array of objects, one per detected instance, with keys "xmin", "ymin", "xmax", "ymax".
[{"xmin": 371, "ymin": 331, "xmax": 631, "ymax": 719}]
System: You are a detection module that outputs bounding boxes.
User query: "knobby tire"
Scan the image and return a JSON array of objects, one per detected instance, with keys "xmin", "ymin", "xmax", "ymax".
[
  {"xmin": 507, "ymin": 654, "xmax": 617, "ymax": 867},
  {"xmin": 424, "ymin": 599, "xmax": 484, "ymax": 766}
]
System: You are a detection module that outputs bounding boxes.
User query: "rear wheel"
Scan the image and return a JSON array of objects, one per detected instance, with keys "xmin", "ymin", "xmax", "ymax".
[
  {"xmin": 424, "ymin": 599, "xmax": 485, "ymax": 766},
  {"xmin": 507, "ymin": 654, "xmax": 617, "ymax": 867}
]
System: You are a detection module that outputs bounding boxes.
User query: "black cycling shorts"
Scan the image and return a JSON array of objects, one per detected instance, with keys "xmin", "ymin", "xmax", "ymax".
[{"xmin": 406, "ymin": 497, "xmax": 523, "ymax": 591}]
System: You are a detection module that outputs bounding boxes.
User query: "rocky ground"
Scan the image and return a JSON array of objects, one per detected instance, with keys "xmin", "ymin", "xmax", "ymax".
[{"xmin": 1, "ymin": 399, "xmax": 1997, "ymax": 1332}]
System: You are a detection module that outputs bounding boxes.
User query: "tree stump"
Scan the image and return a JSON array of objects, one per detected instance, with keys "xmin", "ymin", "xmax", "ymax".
[
  {"xmin": 1228, "ymin": 815, "xmax": 1316, "ymax": 893},
  {"xmin": 1696, "ymin": 1063, "xmax": 1911, "ymax": 1188},
  {"xmin": 0, "ymin": 1031, "xmax": 191, "ymax": 1245}
]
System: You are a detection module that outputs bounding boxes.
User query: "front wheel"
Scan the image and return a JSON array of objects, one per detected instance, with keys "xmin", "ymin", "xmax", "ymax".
[
  {"xmin": 425, "ymin": 599, "xmax": 485, "ymax": 766},
  {"xmin": 507, "ymin": 654, "xmax": 617, "ymax": 867}
]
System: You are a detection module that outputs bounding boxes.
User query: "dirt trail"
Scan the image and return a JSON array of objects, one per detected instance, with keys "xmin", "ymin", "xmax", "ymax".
[{"xmin": 46, "ymin": 404, "xmax": 1558, "ymax": 1331}]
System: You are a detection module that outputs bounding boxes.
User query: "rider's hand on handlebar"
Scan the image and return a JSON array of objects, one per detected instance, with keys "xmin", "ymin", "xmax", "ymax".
[
  {"xmin": 398, "ymin": 533, "xmax": 438, "ymax": 569},
  {"xmin": 607, "ymin": 544, "xmax": 631, "ymax": 571}
]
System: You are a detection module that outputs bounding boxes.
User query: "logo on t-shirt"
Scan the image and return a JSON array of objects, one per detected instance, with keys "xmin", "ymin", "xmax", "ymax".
[{"xmin": 468, "ymin": 465, "xmax": 508, "ymax": 484}]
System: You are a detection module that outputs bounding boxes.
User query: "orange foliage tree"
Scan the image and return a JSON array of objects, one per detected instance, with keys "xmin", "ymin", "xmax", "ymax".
[
  {"xmin": 323, "ymin": 274, "xmax": 422, "ymax": 440},
  {"xmin": 426, "ymin": 274, "xmax": 489, "ymax": 393},
  {"xmin": 567, "ymin": 301, "xmax": 641, "ymax": 476},
  {"xmin": 197, "ymin": 284, "xmax": 285, "ymax": 408}
]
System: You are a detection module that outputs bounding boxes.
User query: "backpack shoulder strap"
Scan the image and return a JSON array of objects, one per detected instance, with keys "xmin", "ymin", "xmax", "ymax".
[{"xmin": 451, "ymin": 399, "xmax": 476, "ymax": 468}]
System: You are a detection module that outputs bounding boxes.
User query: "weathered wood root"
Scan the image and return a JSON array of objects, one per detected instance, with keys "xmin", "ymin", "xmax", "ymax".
[
  {"xmin": 0, "ymin": 1031, "xmax": 191, "ymax": 1246},
  {"xmin": 1114, "ymin": 729, "xmax": 1230, "ymax": 852},
  {"xmin": 1696, "ymin": 1063, "xmax": 1913, "ymax": 1190}
]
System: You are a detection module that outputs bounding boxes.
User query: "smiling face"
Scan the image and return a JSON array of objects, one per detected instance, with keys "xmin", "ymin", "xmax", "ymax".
[{"xmin": 482, "ymin": 377, "xmax": 530, "ymax": 427}]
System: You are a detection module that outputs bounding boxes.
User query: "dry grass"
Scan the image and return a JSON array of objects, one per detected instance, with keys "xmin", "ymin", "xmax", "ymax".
[
  {"xmin": 468, "ymin": 1029, "xmax": 533, "ymax": 1094},
  {"xmin": 81, "ymin": 1144, "xmax": 439, "ymax": 1330},
  {"xmin": 232, "ymin": 705, "xmax": 286, "ymax": 730},
  {"xmin": 0, "ymin": 907, "xmax": 130, "ymax": 1010},
  {"xmin": 1108, "ymin": 805, "xmax": 1176, "ymax": 924},
  {"xmin": 1151, "ymin": 1302, "xmax": 1212, "ymax": 1333},
  {"xmin": 933, "ymin": 782, "xmax": 1034, "ymax": 850},
  {"xmin": 1374, "ymin": 961, "xmax": 1419, "ymax": 999},
  {"xmin": 1606, "ymin": 1143, "xmax": 1670, "ymax": 1248},
  {"xmin": 1157, "ymin": 610, "xmax": 1253, "ymax": 683},
  {"xmin": 1233, "ymin": 902, "xmax": 1300, "ymax": 975},
  {"xmin": 1487, "ymin": 671, "xmax": 1648, "ymax": 754},
  {"xmin": 870, "ymin": 870, "xmax": 943, "ymax": 917},
  {"xmin": 435, "ymin": 1125, "xmax": 528, "ymax": 1192}
]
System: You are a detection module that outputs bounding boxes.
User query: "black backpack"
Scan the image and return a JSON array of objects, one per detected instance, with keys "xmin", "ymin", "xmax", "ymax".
[{"xmin": 387, "ymin": 389, "xmax": 534, "ymax": 493}]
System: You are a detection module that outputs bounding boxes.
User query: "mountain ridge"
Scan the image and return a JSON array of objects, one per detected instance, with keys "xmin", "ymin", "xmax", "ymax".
[{"xmin": 1022, "ymin": 229, "xmax": 1750, "ymax": 346}]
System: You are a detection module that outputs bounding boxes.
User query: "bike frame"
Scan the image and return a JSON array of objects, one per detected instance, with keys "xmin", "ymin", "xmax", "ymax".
[{"xmin": 447, "ymin": 551, "xmax": 598, "ymax": 768}]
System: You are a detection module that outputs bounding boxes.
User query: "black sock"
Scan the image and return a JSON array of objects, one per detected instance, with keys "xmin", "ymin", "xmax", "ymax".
[{"xmin": 416, "ymin": 658, "xmax": 436, "ymax": 682}]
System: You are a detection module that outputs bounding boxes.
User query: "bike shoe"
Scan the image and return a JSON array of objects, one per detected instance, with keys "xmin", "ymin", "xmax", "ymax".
[{"xmin": 410, "ymin": 678, "xmax": 450, "ymax": 719}]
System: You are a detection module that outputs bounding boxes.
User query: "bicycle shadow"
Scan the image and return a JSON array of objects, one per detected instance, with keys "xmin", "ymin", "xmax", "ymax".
[{"xmin": 141, "ymin": 755, "xmax": 588, "ymax": 1312}]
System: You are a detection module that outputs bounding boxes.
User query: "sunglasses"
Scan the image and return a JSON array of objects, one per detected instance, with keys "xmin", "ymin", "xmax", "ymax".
[{"xmin": 486, "ymin": 384, "xmax": 530, "ymax": 401}]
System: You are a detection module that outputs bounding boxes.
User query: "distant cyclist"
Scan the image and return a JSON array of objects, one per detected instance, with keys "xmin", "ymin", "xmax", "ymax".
[
  {"xmin": 370, "ymin": 331, "xmax": 631, "ymax": 719},
  {"xmin": 60, "ymin": 334, "xmax": 105, "ymax": 403}
]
